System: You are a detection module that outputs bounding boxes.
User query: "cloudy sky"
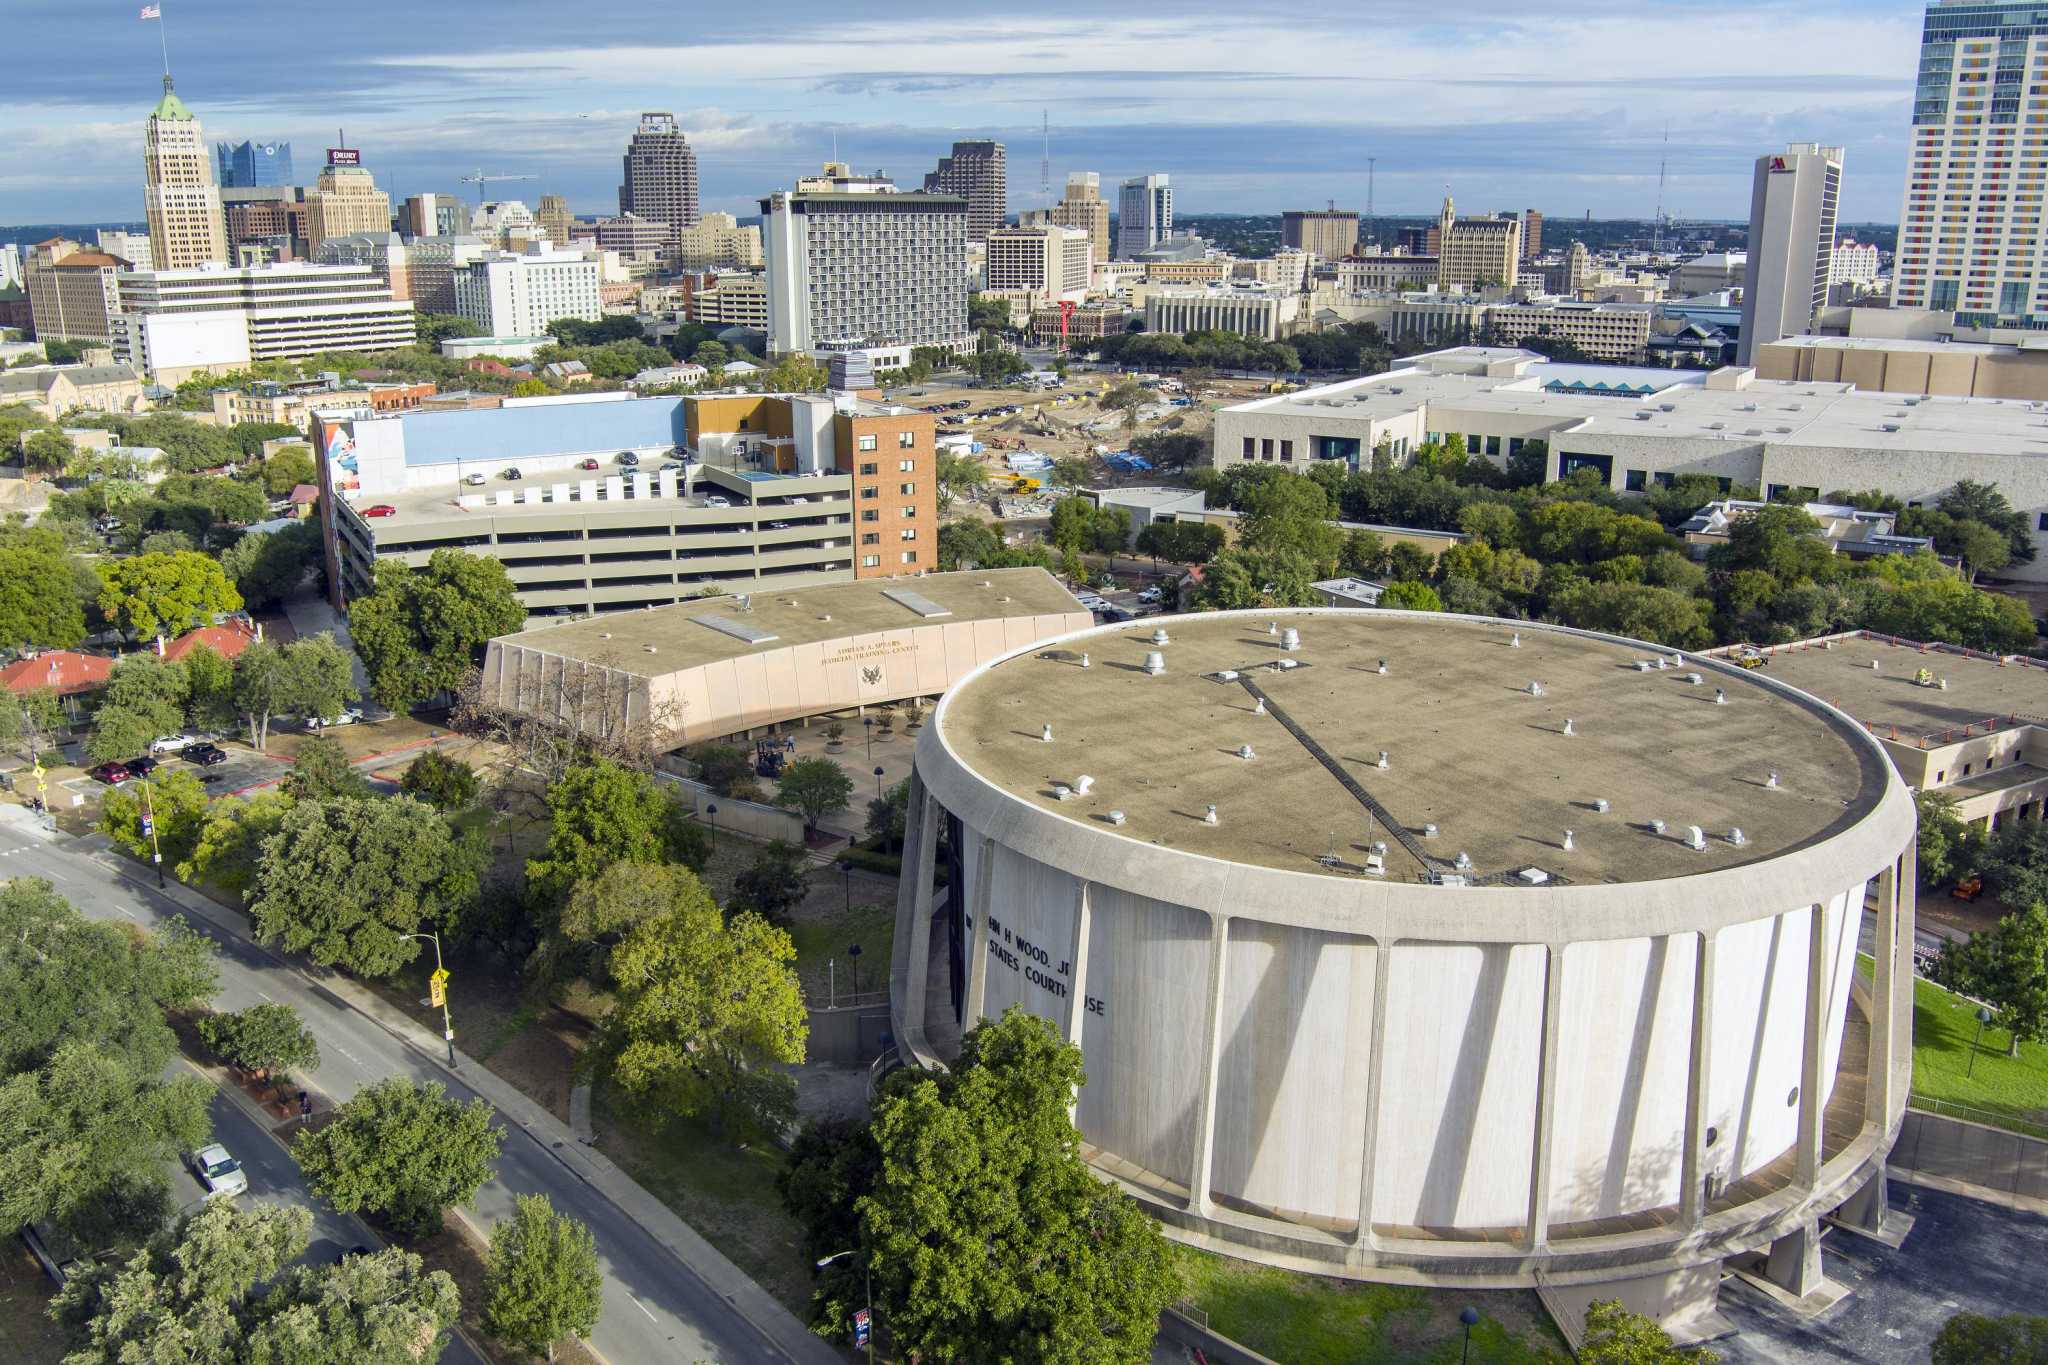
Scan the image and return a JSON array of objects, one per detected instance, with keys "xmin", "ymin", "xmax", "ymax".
[{"xmin": 4, "ymin": 0, "xmax": 1926, "ymax": 227}]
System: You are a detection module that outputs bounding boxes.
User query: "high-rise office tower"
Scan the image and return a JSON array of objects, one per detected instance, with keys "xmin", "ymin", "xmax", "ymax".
[
  {"xmin": 1737, "ymin": 143, "xmax": 1842, "ymax": 365},
  {"xmin": 619, "ymin": 112, "xmax": 699, "ymax": 239},
  {"xmin": 537, "ymin": 194, "xmax": 575, "ymax": 246},
  {"xmin": 214, "ymin": 140, "xmax": 294, "ymax": 187},
  {"xmin": 1894, "ymin": 1, "xmax": 2048, "ymax": 322},
  {"xmin": 1048, "ymin": 172, "xmax": 1110, "ymax": 264},
  {"xmin": 761, "ymin": 167, "xmax": 969, "ymax": 354},
  {"xmin": 143, "ymin": 76, "xmax": 228, "ymax": 269},
  {"xmin": 1281, "ymin": 209, "xmax": 1360, "ymax": 259},
  {"xmin": 401, "ymin": 193, "xmax": 465, "ymax": 239},
  {"xmin": 922, "ymin": 140, "xmax": 1007, "ymax": 242},
  {"xmin": 1522, "ymin": 209, "xmax": 1543, "ymax": 259},
  {"xmin": 1116, "ymin": 174, "xmax": 1172, "ymax": 258},
  {"xmin": 304, "ymin": 147, "xmax": 393, "ymax": 256},
  {"xmin": 1433, "ymin": 196, "xmax": 1521, "ymax": 291}
]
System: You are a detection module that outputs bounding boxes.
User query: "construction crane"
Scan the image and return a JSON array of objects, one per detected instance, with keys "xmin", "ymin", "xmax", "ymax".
[{"xmin": 459, "ymin": 169, "xmax": 535, "ymax": 205}]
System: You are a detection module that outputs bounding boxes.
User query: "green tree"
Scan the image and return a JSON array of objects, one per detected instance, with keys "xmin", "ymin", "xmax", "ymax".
[
  {"xmin": 1931, "ymin": 1311, "xmax": 2048, "ymax": 1365},
  {"xmin": 1097, "ymin": 381, "xmax": 1148, "ymax": 434},
  {"xmin": 121, "ymin": 413, "xmax": 240, "ymax": 474},
  {"xmin": 938, "ymin": 519, "xmax": 1002, "ymax": 571},
  {"xmin": 481, "ymin": 1194, "xmax": 604, "ymax": 1361},
  {"xmin": 1917, "ymin": 789, "xmax": 1986, "ymax": 888},
  {"xmin": 524, "ymin": 755, "xmax": 704, "ymax": 907},
  {"xmin": 196, "ymin": 1001, "xmax": 320, "ymax": 1080},
  {"xmin": 0, "ymin": 685, "xmax": 62, "ymax": 763},
  {"xmin": 683, "ymin": 741, "xmax": 757, "ymax": 798},
  {"xmin": 179, "ymin": 791, "xmax": 295, "ymax": 901},
  {"xmin": 936, "ymin": 448, "xmax": 990, "ymax": 510},
  {"xmin": 1047, "ymin": 496, "xmax": 1097, "ymax": 565},
  {"xmin": 1954, "ymin": 518, "xmax": 2014, "ymax": 582},
  {"xmin": 1237, "ymin": 472, "xmax": 1341, "ymax": 571},
  {"xmin": 96, "ymin": 549, "xmax": 244, "ymax": 640},
  {"xmin": 181, "ymin": 640, "xmax": 239, "ymax": 732},
  {"xmin": 732, "ymin": 840, "xmax": 810, "ymax": 921},
  {"xmin": 1548, "ymin": 580, "xmax": 1714, "ymax": 649},
  {"xmin": 1983, "ymin": 820, "xmax": 2048, "ymax": 908},
  {"xmin": 775, "ymin": 755, "xmax": 854, "ymax": 834},
  {"xmin": 250, "ymin": 797, "xmax": 486, "ymax": 977},
  {"xmin": 848, "ymin": 1008, "xmax": 1177, "ymax": 1363},
  {"xmin": 511, "ymin": 378, "xmax": 552, "ymax": 398},
  {"xmin": 1379, "ymin": 580, "xmax": 1444, "ymax": 611},
  {"xmin": 292, "ymin": 1077, "xmax": 501, "ymax": 1237},
  {"xmin": 234, "ymin": 634, "xmax": 359, "ymax": 751},
  {"xmin": 349, "ymin": 549, "xmax": 525, "ymax": 711},
  {"xmin": 282, "ymin": 732, "xmax": 370, "ymax": 801},
  {"xmin": 867, "ymin": 778, "xmax": 910, "ymax": 851},
  {"xmin": 98, "ymin": 769, "xmax": 210, "ymax": 867},
  {"xmin": 1458, "ymin": 500, "xmax": 1522, "ymax": 549},
  {"xmin": 542, "ymin": 861, "xmax": 720, "ymax": 993},
  {"xmin": 0, "ymin": 530, "xmax": 89, "ymax": 649},
  {"xmin": 400, "ymin": 747, "xmax": 480, "ymax": 811},
  {"xmin": 21, "ymin": 426, "xmax": 73, "ymax": 474},
  {"xmin": 258, "ymin": 443, "xmax": 317, "ymax": 496},
  {"xmin": 1932, "ymin": 903, "xmax": 2048, "ymax": 1056},
  {"xmin": 1578, "ymin": 1300, "xmax": 1718, "ymax": 1364},
  {"xmin": 1862, "ymin": 576, "xmax": 2037, "ymax": 654},
  {"xmin": 221, "ymin": 520, "xmax": 320, "ymax": 609},
  {"xmin": 968, "ymin": 293, "xmax": 1014, "ymax": 331},
  {"xmin": 592, "ymin": 894, "xmax": 807, "ymax": 1138},
  {"xmin": 244, "ymin": 1243, "xmax": 462, "ymax": 1363}
]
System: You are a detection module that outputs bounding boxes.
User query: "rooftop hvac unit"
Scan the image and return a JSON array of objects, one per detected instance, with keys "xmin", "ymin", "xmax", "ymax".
[
  {"xmin": 1660, "ymin": 403, "xmax": 1676, "ymax": 412},
  {"xmin": 1881, "ymin": 423, "xmax": 1901, "ymax": 433},
  {"xmin": 1634, "ymin": 411, "xmax": 1655, "ymax": 421}
]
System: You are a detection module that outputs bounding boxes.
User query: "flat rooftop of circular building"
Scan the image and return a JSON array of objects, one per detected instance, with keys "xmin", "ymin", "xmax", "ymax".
[{"xmin": 937, "ymin": 610, "xmax": 1890, "ymax": 887}]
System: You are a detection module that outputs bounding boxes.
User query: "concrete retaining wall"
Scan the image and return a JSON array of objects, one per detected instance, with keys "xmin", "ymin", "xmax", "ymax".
[
  {"xmin": 805, "ymin": 1002, "xmax": 892, "ymax": 1066},
  {"xmin": 655, "ymin": 770, "xmax": 807, "ymax": 844},
  {"xmin": 1891, "ymin": 1108, "xmax": 2048, "ymax": 1206}
]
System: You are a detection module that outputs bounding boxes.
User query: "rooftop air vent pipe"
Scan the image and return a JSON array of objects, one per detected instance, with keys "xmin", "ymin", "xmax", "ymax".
[
  {"xmin": 1143, "ymin": 651, "xmax": 1166, "ymax": 675},
  {"xmin": 1074, "ymin": 775, "xmax": 1094, "ymax": 795},
  {"xmin": 1686, "ymin": 825, "xmax": 1706, "ymax": 850},
  {"xmin": 1204, "ymin": 804, "xmax": 1219, "ymax": 825},
  {"xmin": 1042, "ymin": 724, "xmax": 1054, "ymax": 743},
  {"xmin": 1280, "ymin": 627, "xmax": 1301, "ymax": 652},
  {"xmin": 1107, "ymin": 810, "xmax": 1126, "ymax": 826}
]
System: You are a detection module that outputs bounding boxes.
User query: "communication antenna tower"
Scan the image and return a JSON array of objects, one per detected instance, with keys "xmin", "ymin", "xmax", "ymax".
[
  {"xmin": 1366, "ymin": 156, "xmax": 1377, "ymax": 248},
  {"xmin": 1652, "ymin": 124, "xmax": 1669, "ymax": 255},
  {"xmin": 1041, "ymin": 109, "xmax": 1052, "ymax": 209}
]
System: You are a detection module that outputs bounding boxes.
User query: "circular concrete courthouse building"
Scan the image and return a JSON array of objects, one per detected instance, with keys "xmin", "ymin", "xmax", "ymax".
[{"xmin": 889, "ymin": 610, "xmax": 1917, "ymax": 1324}]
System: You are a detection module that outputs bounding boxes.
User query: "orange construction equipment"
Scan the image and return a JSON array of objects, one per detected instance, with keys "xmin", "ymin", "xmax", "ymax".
[{"xmin": 1952, "ymin": 878, "xmax": 1984, "ymax": 903}]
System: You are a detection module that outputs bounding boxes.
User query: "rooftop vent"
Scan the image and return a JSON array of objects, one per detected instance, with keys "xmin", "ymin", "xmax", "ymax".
[
  {"xmin": 1143, "ymin": 651, "xmax": 1166, "ymax": 675},
  {"xmin": 1422, "ymin": 823, "xmax": 1439, "ymax": 839},
  {"xmin": 1649, "ymin": 818, "xmax": 1667, "ymax": 835},
  {"xmin": 1528, "ymin": 680, "xmax": 1545, "ymax": 696},
  {"xmin": 1053, "ymin": 784, "xmax": 1072, "ymax": 801},
  {"xmin": 1634, "ymin": 411, "xmax": 1655, "ymax": 421},
  {"xmin": 736, "ymin": 593, "xmax": 752, "ymax": 612},
  {"xmin": 1042, "ymin": 723, "xmax": 1054, "ymax": 742},
  {"xmin": 1520, "ymin": 866, "xmax": 1553, "ymax": 882},
  {"xmin": 643, "ymin": 645, "xmax": 658, "ymax": 654},
  {"xmin": 1766, "ymin": 771, "xmax": 1779, "ymax": 789},
  {"xmin": 1707, "ymin": 421, "xmax": 1726, "ymax": 430},
  {"xmin": 1074, "ymin": 775, "xmax": 1094, "ymax": 795},
  {"xmin": 1237, "ymin": 744, "xmax": 1255, "ymax": 760},
  {"xmin": 1880, "ymin": 423, "xmax": 1901, "ymax": 433},
  {"xmin": 1660, "ymin": 403, "xmax": 1676, "ymax": 412},
  {"xmin": 1560, "ymin": 831, "xmax": 1574, "ymax": 853},
  {"xmin": 1280, "ymin": 627, "xmax": 1301, "ymax": 651},
  {"xmin": 1151, "ymin": 627, "xmax": 1171, "ymax": 646},
  {"xmin": 1107, "ymin": 810, "xmax": 1126, "ymax": 826},
  {"xmin": 882, "ymin": 587, "xmax": 953, "ymax": 619},
  {"xmin": 1730, "ymin": 828, "xmax": 1747, "ymax": 847},
  {"xmin": 598, "ymin": 632, "xmax": 611, "ymax": 640},
  {"xmin": 1376, "ymin": 750, "xmax": 1390, "ymax": 769},
  {"xmin": 1593, "ymin": 798, "xmax": 1610, "ymax": 813},
  {"xmin": 691, "ymin": 613, "xmax": 779, "ymax": 645},
  {"xmin": 1686, "ymin": 825, "xmax": 1707, "ymax": 851},
  {"xmin": 1204, "ymin": 804, "xmax": 1219, "ymax": 825},
  {"xmin": 1276, "ymin": 658, "xmax": 1301, "ymax": 671}
]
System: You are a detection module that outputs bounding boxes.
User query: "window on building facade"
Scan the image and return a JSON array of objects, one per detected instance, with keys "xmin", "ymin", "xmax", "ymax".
[
  {"xmin": 862, "ymin": 533, "xmax": 879, "ymax": 545},
  {"xmin": 1625, "ymin": 469, "xmax": 1647, "ymax": 492},
  {"xmin": 900, "ymin": 551, "xmax": 918, "ymax": 564},
  {"xmin": 861, "ymin": 486, "xmax": 879, "ymax": 500},
  {"xmin": 901, "ymin": 528, "xmax": 917, "ymax": 541},
  {"xmin": 862, "ymin": 510, "xmax": 879, "ymax": 522},
  {"xmin": 860, "ymin": 462, "xmax": 878, "ymax": 475},
  {"xmin": 899, "ymin": 459, "xmax": 915, "ymax": 472},
  {"xmin": 898, "ymin": 482, "xmax": 916, "ymax": 495},
  {"xmin": 899, "ymin": 506, "xmax": 917, "ymax": 518},
  {"xmin": 1279, "ymin": 440, "xmax": 1293, "ymax": 461},
  {"xmin": 857, "ymin": 434, "xmax": 878, "ymax": 451},
  {"xmin": 1242, "ymin": 437, "xmax": 1255, "ymax": 459},
  {"xmin": 898, "ymin": 431, "xmax": 916, "ymax": 447},
  {"xmin": 862, "ymin": 554, "xmax": 881, "ymax": 568}
]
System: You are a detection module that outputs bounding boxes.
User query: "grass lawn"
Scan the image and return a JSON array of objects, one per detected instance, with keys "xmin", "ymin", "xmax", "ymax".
[
  {"xmin": 785, "ymin": 900, "xmax": 895, "ymax": 1005},
  {"xmin": 1889, "ymin": 957, "xmax": 2048, "ymax": 1137},
  {"xmin": 0, "ymin": 1243, "xmax": 68, "ymax": 1365},
  {"xmin": 1176, "ymin": 1249, "xmax": 1567, "ymax": 1365},
  {"xmin": 589, "ymin": 1097, "xmax": 817, "ymax": 1317}
]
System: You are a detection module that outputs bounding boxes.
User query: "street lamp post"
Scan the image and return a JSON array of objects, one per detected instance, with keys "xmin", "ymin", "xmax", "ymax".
[
  {"xmin": 848, "ymin": 942, "xmax": 863, "ymax": 997},
  {"xmin": 142, "ymin": 774, "xmax": 165, "ymax": 888},
  {"xmin": 837, "ymin": 859, "xmax": 852, "ymax": 915},
  {"xmin": 704, "ymin": 802, "xmax": 718, "ymax": 853},
  {"xmin": 816, "ymin": 1249, "xmax": 874, "ymax": 1364},
  {"xmin": 863, "ymin": 716, "xmax": 874, "ymax": 760},
  {"xmin": 873, "ymin": 765, "xmax": 885, "ymax": 800},
  {"xmin": 402, "ymin": 931, "xmax": 457, "ymax": 1068},
  {"xmin": 1969, "ymin": 1005, "xmax": 1995, "ymax": 1077},
  {"xmin": 1459, "ymin": 1306, "xmax": 1480, "ymax": 1365}
]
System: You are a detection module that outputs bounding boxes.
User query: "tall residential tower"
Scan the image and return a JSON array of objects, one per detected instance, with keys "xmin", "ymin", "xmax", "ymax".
[
  {"xmin": 143, "ymin": 76, "xmax": 228, "ymax": 270},
  {"xmin": 618, "ymin": 112, "xmax": 700, "ymax": 239},
  {"xmin": 1738, "ymin": 143, "xmax": 1842, "ymax": 365},
  {"xmin": 922, "ymin": 140, "xmax": 1007, "ymax": 242},
  {"xmin": 1893, "ymin": 1, "xmax": 2048, "ymax": 323}
]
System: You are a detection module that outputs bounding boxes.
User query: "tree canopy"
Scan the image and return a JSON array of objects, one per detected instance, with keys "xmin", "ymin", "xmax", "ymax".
[
  {"xmin": 480, "ymin": 1194, "xmax": 604, "ymax": 1361},
  {"xmin": 96, "ymin": 550, "xmax": 243, "ymax": 640},
  {"xmin": 348, "ymin": 549, "xmax": 525, "ymax": 711},
  {"xmin": 775, "ymin": 756, "xmax": 855, "ymax": 833},
  {"xmin": 524, "ymin": 755, "xmax": 704, "ymax": 907},
  {"xmin": 292, "ymin": 1077, "xmax": 502, "ymax": 1237}
]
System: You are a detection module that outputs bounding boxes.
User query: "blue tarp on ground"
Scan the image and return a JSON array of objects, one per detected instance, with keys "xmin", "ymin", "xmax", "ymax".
[{"xmin": 1104, "ymin": 453, "xmax": 1153, "ymax": 472}]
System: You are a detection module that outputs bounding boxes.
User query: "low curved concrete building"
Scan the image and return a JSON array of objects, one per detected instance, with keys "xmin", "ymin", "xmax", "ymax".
[{"xmin": 891, "ymin": 610, "xmax": 1917, "ymax": 1333}]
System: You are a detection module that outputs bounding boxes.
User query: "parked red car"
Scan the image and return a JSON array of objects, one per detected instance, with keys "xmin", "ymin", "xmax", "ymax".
[
  {"xmin": 579, "ymin": 458, "xmax": 600, "ymax": 470},
  {"xmin": 88, "ymin": 762, "xmax": 134, "ymax": 785},
  {"xmin": 361, "ymin": 504, "xmax": 398, "ymax": 518}
]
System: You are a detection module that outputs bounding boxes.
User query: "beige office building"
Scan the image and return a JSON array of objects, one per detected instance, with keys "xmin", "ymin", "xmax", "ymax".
[
  {"xmin": 691, "ymin": 272, "xmax": 770, "ymax": 331},
  {"xmin": 142, "ymin": 78, "xmax": 228, "ymax": 270},
  {"xmin": 304, "ymin": 156, "xmax": 393, "ymax": 256},
  {"xmin": 537, "ymin": 194, "xmax": 575, "ymax": 246},
  {"xmin": 1485, "ymin": 301, "xmax": 1651, "ymax": 363},
  {"xmin": 1046, "ymin": 172, "xmax": 1111, "ymax": 264},
  {"xmin": 986, "ymin": 224, "xmax": 1091, "ymax": 300},
  {"xmin": 669, "ymin": 212, "xmax": 764, "ymax": 271},
  {"xmin": 1755, "ymin": 333, "xmax": 2048, "ymax": 399},
  {"xmin": 24, "ymin": 239, "xmax": 125, "ymax": 343},
  {"xmin": 1435, "ymin": 196, "xmax": 1520, "ymax": 291},
  {"xmin": 1281, "ymin": 208, "xmax": 1359, "ymax": 260}
]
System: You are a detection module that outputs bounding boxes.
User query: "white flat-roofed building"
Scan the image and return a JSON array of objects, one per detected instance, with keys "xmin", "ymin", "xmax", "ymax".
[
  {"xmin": 1485, "ymin": 300, "xmax": 1653, "ymax": 363},
  {"xmin": 761, "ymin": 171, "xmax": 970, "ymax": 354},
  {"xmin": 111, "ymin": 260, "xmax": 415, "ymax": 383},
  {"xmin": 985, "ymin": 225, "xmax": 1091, "ymax": 302},
  {"xmin": 453, "ymin": 244, "xmax": 603, "ymax": 337},
  {"xmin": 1210, "ymin": 345, "xmax": 2048, "ymax": 581},
  {"xmin": 1144, "ymin": 284, "xmax": 1304, "ymax": 341}
]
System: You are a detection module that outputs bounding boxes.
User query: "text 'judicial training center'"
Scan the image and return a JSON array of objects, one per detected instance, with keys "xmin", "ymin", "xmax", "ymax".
[{"xmin": 890, "ymin": 609, "xmax": 1918, "ymax": 1330}]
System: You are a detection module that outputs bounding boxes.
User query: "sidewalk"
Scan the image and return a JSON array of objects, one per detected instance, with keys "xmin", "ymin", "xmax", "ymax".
[{"xmin": 76, "ymin": 835, "xmax": 839, "ymax": 1365}]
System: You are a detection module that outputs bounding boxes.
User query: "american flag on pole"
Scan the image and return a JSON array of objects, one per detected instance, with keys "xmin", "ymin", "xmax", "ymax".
[{"xmin": 140, "ymin": 4, "xmax": 161, "ymax": 18}]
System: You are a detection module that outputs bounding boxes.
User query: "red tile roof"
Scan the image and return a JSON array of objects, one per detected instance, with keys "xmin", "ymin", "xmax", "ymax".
[
  {"xmin": 0, "ymin": 650, "xmax": 113, "ymax": 696},
  {"xmin": 163, "ymin": 619, "xmax": 258, "ymax": 664},
  {"xmin": 288, "ymin": 483, "xmax": 319, "ymax": 505}
]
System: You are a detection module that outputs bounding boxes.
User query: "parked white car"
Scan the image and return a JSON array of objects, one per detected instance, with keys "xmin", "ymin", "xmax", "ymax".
[
  {"xmin": 463, "ymin": 472, "xmax": 487, "ymax": 486},
  {"xmin": 150, "ymin": 732, "xmax": 205, "ymax": 754},
  {"xmin": 187, "ymin": 1144, "xmax": 248, "ymax": 1198},
  {"xmin": 306, "ymin": 707, "xmax": 364, "ymax": 730},
  {"xmin": 1137, "ymin": 587, "xmax": 1164, "ymax": 604}
]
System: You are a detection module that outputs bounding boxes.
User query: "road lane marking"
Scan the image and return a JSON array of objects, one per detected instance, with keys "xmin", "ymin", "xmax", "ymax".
[{"xmin": 633, "ymin": 1297, "xmax": 658, "ymax": 1322}]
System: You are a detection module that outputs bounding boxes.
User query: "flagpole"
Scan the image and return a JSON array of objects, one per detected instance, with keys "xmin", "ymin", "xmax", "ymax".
[{"xmin": 158, "ymin": 8, "xmax": 171, "ymax": 81}]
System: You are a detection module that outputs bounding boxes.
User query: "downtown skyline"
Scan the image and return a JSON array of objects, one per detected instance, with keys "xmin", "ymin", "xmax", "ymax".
[{"xmin": 5, "ymin": 0, "xmax": 1925, "ymax": 226}]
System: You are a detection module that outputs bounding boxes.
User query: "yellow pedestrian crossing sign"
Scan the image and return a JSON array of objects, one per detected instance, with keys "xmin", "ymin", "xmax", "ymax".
[{"xmin": 429, "ymin": 968, "xmax": 449, "ymax": 1008}]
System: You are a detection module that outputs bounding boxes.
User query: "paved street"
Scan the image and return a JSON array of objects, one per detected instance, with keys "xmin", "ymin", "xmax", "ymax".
[{"xmin": 0, "ymin": 819, "xmax": 837, "ymax": 1365}]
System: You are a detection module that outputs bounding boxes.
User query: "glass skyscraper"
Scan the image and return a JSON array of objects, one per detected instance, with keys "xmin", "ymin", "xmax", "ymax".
[{"xmin": 214, "ymin": 139, "xmax": 294, "ymax": 188}]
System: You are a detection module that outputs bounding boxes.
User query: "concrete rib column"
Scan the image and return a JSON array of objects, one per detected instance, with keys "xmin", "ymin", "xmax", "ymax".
[
  {"xmin": 1680, "ymin": 930, "xmax": 1718, "ymax": 1228},
  {"xmin": 896, "ymin": 777, "xmax": 937, "ymax": 1029},
  {"xmin": 1185, "ymin": 913, "xmax": 1231, "ymax": 1217},
  {"xmin": 1866, "ymin": 859, "xmax": 1900, "ymax": 1127},
  {"xmin": 1525, "ymin": 944, "xmax": 1566, "ymax": 1250},
  {"xmin": 1064, "ymin": 881, "xmax": 1093, "ymax": 1046},
  {"xmin": 961, "ymin": 835, "xmax": 996, "ymax": 1025},
  {"xmin": 1894, "ymin": 842, "xmax": 1919, "ymax": 1110},
  {"xmin": 1352, "ymin": 939, "xmax": 1394, "ymax": 1250},
  {"xmin": 1796, "ymin": 902, "xmax": 1828, "ymax": 1189}
]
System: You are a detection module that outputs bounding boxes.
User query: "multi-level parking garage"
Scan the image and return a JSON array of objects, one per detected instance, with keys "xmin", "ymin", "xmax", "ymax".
[{"xmin": 891, "ymin": 609, "xmax": 1917, "ymax": 1336}]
